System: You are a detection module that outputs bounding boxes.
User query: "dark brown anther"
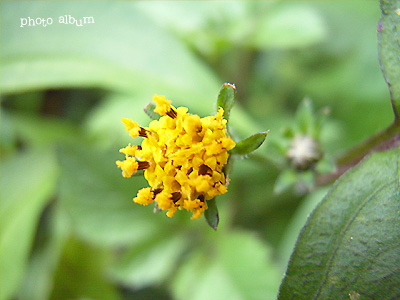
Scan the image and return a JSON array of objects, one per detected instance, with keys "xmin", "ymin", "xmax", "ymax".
[
  {"xmin": 167, "ymin": 108, "xmax": 177, "ymax": 119},
  {"xmin": 136, "ymin": 145, "xmax": 142, "ymax": 150},
  {"xmin": 139, "ymin": 128, "xmax": 148, "ymax": 137},
  {"xmin": 137, "ymin": 161, "xmax": 150, "ymax": 170},
  {"xmin": 199, "ymin": 164, "xmax": 212, "ymax": 176},
  {"xmin": 198, "ymin": 194, "xmax": 205, "ymax": 202},
  {"xmin": 186, "ymin": 167, "xmax": 193, "ymax": 175},
  {"xmin": 152, "ymin": 187, "xmax": 164, "ymax": 199},
  {"xmin": 171, "ymin": 191, "xmax": 182, "ymax": 203}
]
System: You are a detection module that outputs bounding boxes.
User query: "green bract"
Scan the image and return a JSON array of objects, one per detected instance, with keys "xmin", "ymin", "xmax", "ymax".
[{"xmin": 206, "ymin": 83, "xmax": 270, "ymax": 230}]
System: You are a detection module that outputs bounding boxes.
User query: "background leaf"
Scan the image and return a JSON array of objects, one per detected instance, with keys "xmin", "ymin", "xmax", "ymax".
[
  {"xmin": 111, "ymin": 234, "xmax": 188, "ymax": 289},
  {"xmin": 278, "ymin": 148, "xmax": 400, "ymax": 299},
  {"xmin": 49, "ymin": 237, "xmax": 122, "ymax": 300},
  {"xmin": 0, "ymin": 1, "xmax": 219, "ymax": 115},
  {"xmin": 57, "ymin": 145, "xmax": 179, "ymax": 248},
  {"xmin": 172, "ymin": 230, "xmax": 281, "ymax": 300},
  {"xmin": 378, "ymin": 0, "xmax": 400, "ymax": 117},
  {"xmin": 250, "ymin": 3, "xmax": 327, "ymax": 49},
  {"xmin": 0, "ymin": 150, "xmax": 58, "ymax": 300},
  {"xmin": 17, "ymin": 205, "xmax": 69, "ymax": 300}
]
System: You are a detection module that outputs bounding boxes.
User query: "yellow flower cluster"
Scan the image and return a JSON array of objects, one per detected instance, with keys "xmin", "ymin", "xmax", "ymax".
[{"xmin": 116, "ymin": 94, "xmax": 236, "ymax": 219}]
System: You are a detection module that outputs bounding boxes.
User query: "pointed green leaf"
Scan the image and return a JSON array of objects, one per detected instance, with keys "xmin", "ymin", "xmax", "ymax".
[
  {"xmin": 204, "ymin": 198, "xmax": 219, "ymax": 231},
  {"xmin": 230, "ymin": 131, "xmax": 269, "ymax": 156},
  {"xmin": 143, "ymin": 102, "xmax": 159, "ymax": 120},
  {"xmin": 0, "ymin": 150, "xmax": 58, "ymax": 300},
  {"xmin": 378, "ymin": 0, "xmax": 400, "ymax": 118},
  {"xmin": 18, "ymin": 206, "xmax": 69, "ymax": 300},
  {"xmin": 216, "ymin": 83, "xmax": 236, "ymax": 121},
  {"xmin": 278, "ymin": 148, "xmax": 400, "ymax": 299}
]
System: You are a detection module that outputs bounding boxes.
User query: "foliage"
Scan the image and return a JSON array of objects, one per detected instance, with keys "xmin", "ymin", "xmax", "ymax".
[
  {"xmin": 278, "ymin": 148, "xmax": 400, "ymax": 299},
  {"xmin": 1, "ymin": 1, "xmax": 399, "ymax": 300}
]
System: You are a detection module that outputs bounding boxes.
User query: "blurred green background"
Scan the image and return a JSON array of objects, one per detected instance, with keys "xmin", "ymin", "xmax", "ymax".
[{"xmin": 0, "ymin": 1, "xmax": 392, "ymax": 300}]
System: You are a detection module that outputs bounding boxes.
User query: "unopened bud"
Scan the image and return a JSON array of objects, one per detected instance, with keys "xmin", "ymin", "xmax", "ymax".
[{"xmin": 287, "ymin": 135, "xmax": 322, "ymax": 170}]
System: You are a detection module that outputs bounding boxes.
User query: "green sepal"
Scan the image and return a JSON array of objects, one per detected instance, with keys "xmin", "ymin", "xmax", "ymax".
[
  {"xmin": 314, "ymin": 106, "xmax": 330, "ymax": 139},
  {"xmin": 118, "ymin": 170, "xmax": 144, "ymax": 177},
  {"xmin": 216, "ymin": 83, "xmax": 236, "ymax": 121},
  {"xmin": 143, "ymin": 102, "xmax": 159, "ymax": 120},
  {"xmin": 132, "ymin": 170, "xmax": 144, "ymax": 177},
  {"xmin": 204, "ymin": 198, "xmax": 219, "ymax": 231},
  {"xmin": 230, "ymin": 130, "xmax": 269, "ymax": 156},
  {"xmin": 296, "ymin": 98, "xmax": 314, "ymax": 137}
]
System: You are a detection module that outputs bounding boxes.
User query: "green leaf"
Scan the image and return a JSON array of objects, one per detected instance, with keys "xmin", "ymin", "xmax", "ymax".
[
  {"xmin": 172, "ymin": 231, "xmax": 281, "ymax": 300},
  {"xmin": 378, "ymin": 0, "xmax": 400, "ymax": 118},
  {"xmin": 216, "ymin": 83, "xmax": 236, "ymax": 121},
  {"xmin": 278, "ymin": 148, "xmax": 400, "ymax": 299},
  {"xmin": 230, "ymin": 131, "xmax": 269, "ymax": 156},
  {"xmin": 277, "ymin": 188, "xmax": 330, "ymax": 271},
  {"xmin": 49, "ymin": 238, "xmax": 122, "ymax": 300},
  {"xmin": 8, "ymin": 113, "xmax": 81, "ymax": 148},
  {"xmin": 204, "ymin": 198, "xmax": 219, "ymax": 231},
  {"xmin": 0, "ymin": 150, "xmax": 58, "ymax": 300},
  {"xmin": 18, "ymin": 205, "xmax": 69, "ymax": 300},
  {"xmin": 111, "ymin": 234, "xmax": 187, "ymax": 288},
  {"xmin": 84, "ymin": 93, "xmax": 154, "ymax": 149},
  {"xmin": 57, "ymin": 145, "xmax": 170, "ymax": 247},
  {"xmin": 250, "ymin": 4, "xmax": 327, "ymax": 49},
  {"xmin": 1, "ymin": 1, "xmax": 219, "ymax": 114}
]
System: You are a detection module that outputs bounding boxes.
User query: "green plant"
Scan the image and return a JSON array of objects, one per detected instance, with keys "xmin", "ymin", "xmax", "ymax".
[{"xmin": 1, "ymin": 1, "xmax": 399, "ymax": 300}]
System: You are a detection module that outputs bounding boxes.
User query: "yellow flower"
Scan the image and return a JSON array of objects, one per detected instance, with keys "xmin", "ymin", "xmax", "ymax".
[{"xmin": 116, "ymin": 94, "xmax": 236, "ymax": 219}]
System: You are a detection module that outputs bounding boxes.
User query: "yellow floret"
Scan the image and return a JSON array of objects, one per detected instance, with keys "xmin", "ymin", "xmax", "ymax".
[
  {"xmin": 116, "ymin": 157, "xmax": 138, "ymax": 178},
  {"xmin": 133, "ymin": 187, "xmax": 154, "ymax": 205},
  {"xmin": 153, "ymin": 94, "xmax": 173, "ymax": 116}
]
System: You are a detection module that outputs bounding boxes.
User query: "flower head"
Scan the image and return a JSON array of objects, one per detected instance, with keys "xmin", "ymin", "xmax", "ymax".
[{"xmin": 116, "ymin": 94, "xmax": 236, "ymax": 219}]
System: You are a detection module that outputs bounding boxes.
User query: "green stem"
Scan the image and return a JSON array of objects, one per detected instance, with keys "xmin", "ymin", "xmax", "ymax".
[
  {"xmin": 336, "ymin": 119, "xmax": 400, "ymax": 166},
  {"xmin": 317, "ymin": 119, "xmax": 400, "ymax": 185}
]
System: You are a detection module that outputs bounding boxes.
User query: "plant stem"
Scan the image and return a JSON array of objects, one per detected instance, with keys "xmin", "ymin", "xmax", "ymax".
[{"xmin": 316, "ymin": 119, "xmax": 400, "ymax": 185}]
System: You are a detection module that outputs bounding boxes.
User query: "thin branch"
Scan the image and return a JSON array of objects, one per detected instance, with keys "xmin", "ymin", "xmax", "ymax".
[{"xmin": 316, "ymin": 120, "xmax": 400, "ymax": 186}]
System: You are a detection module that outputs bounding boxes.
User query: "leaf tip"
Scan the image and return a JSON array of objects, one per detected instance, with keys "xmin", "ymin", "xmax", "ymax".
[
  {"xmin": 204, "ymin": 198, "xmax": 219, "ymax": 230},
  {"xmin": 222, "ymin": 82, "xmax": 236, "ymax": 90},
  {"xmin": 262, "ymin": 130, "xmax": 270, "ymax": 136}
]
